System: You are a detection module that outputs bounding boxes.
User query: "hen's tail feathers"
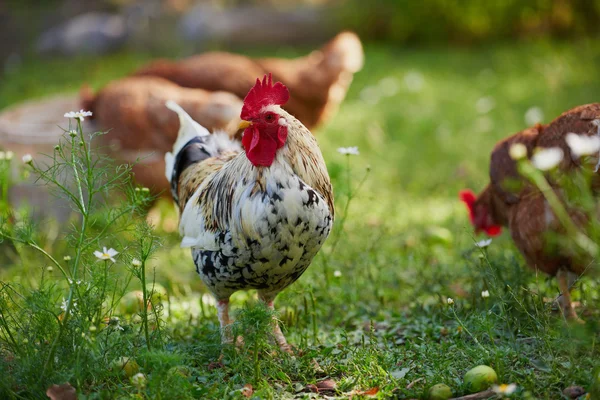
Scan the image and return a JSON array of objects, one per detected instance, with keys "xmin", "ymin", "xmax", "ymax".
[
  {"xmin": 79, "ymin": 84, "xmax": 96, "ymax": 120},
  {"xmin": 321, "ymin": 31, "xmax": 364, "ymax": 75}
]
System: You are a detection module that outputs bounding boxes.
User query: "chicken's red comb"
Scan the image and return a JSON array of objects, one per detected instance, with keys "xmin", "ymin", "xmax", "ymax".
[
  {"xmin": 459, "ymin": 189, "xmax": 476, "ymax": 223},
  {"xmin": 241, "ymin": 73, "xmax": 290, "ymax": 120}
]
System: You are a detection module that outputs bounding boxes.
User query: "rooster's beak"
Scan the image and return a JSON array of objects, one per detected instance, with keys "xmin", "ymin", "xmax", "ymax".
[{"xmin": 238, "ymin": 120, "xmax": 252, "ymax": 130}]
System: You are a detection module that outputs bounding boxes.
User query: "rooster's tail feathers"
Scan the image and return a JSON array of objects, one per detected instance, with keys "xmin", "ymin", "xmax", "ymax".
[
  {"xmin": 164, "ymin": 101, "xmax": 241, "ymax": 203},
  {"xmin": 165, "ymin": 100, "xmax": 210, "ymax": 183}
]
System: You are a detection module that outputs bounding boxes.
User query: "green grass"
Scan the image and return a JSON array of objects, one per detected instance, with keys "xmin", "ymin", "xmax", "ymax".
[{"xmin": 1, "ymin": 39, "xmax": 599, "ymax": 399}]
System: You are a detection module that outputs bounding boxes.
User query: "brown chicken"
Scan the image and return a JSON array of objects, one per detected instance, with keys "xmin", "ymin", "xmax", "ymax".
[
  {"xmin": 460, "ymin": 103, "xmax": 600, "ymax": 321},
  {"xmin": 81, "ymin": 76, "xmax": 243, "ymax": 195},
  {"xmin": 134, "ymin": 31, "xmax": 364, "ymax": 130}
]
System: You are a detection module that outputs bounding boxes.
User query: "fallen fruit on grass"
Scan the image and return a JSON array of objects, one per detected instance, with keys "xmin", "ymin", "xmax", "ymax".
[
  {"xmin": 112, "ymin": 357, "xmax": 140, "ymax": 377},
  {"xmin": 146, "ymin": 283, "xmax": 168, "ymax": 304},
  {"xmin": 119, "ymin": 291, "xmax": 145, "ymax": 314},
  {"xmin": 463, "ymin": 365, "xmax": 498, "ymax": 393},
  {"xmin": 428, "ymin": 383, "xmax": 452, "ymax": 400}
]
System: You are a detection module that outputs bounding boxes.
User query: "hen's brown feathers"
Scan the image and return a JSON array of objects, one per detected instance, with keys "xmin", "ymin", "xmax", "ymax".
[
  {"xmin": 476, "ymin": 103, "xmax": 600, "ymax": 278},
  {"xmin": 85, "ymin": 76, "xmax": 243, "ymax": 195},
  {"xmin": 134, "ymin": 32, "xmax": 363, "ymax": 130}
]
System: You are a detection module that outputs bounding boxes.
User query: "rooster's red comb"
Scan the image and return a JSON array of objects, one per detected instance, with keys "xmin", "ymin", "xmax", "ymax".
[
  {"xmin": 459, "ymin": 189, "xmax": 477, "ymax": 223},
  {"xmin": 459, "ymin": 189, "xmax": 476, "ymax": 206},
  {"xmin": 241, "ymin": 74, "xmax": 290, "ymax": 120}
]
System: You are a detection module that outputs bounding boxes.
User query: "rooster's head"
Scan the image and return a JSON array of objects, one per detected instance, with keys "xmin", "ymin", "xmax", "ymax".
[
  {"xmin": 239, "ymin": 73, "xmax": 290, "ymax": 167},
  {"xmin": 459, "ymin": 189, "xmax": 502, "ymax": 237}
]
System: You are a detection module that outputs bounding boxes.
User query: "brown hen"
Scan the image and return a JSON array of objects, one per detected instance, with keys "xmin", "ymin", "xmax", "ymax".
[
  {"xmin": 461, "ymin": 103, "xmax": 600, "ymax": 321},
  {"xmin": 134, "ymin": 31, "xmax": 364, "ymax": 130}
]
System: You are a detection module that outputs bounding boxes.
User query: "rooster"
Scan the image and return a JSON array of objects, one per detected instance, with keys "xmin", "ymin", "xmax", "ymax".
[
  {"xmin": 460, "ymin": 103, "xmax": 600, "ymax": 321},
  {"xmin": 165, "ymin": 74, "xmax": 334, "ymax": 351}
]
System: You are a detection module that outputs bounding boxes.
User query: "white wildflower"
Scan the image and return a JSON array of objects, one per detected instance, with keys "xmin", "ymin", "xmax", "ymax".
[
  {"xmin": 492, "ymin": 383, "xmax": 517, "ymax": 396},
  {"xmin": 531, "ymin": 147, "xmax": 563, "ymax": 171},
  {"xmin": 447, "ymin": 297, "xmax": 454, "ymax": 305},
  {"xmin": 5, "ymin": 151, "xmax": 13, "ymax": 160},
  {"xmin": 68, "ymin": 130, "xmax": 77, "ymax": 138},
  {"xmin": 525, "ymin": 106, "xmax": 544, "ymax": 126},
  {"xmin": 337, "ymin": 147, "xmax": 360, "ymax": 156},
  {"xmin": 131, "ymin": 372, "xmax": 147, "ymax": 388},
  {"xmin": 60, "ymin": 298, "xmax": 77, "ymax": 313},
  {"xmin": 22, "ymin": 154, "xmax": 32, "ymax": 164},
  {"xmin": 63, "ymin": 255, "xmax": 71, "ymax": 261},
  {"xmin": 509, "ymin": 143, "xmax": 527, "ymax": 160},
  {"xmin": 108, "ymin": 316, "xmax": 124, "ymax": 331},
  {"xmin": 481, "ymin": 290, "xmax": 490, "ymax": 298},
  {"xmin": 565, "ymin": 133, "xmax": 600, "ymax": 157},
  {"xmin": 94, "ymin": 247, "xmax": 119, "ymax": 262},
  {"xmin": 475, "ymin": 96, "xmax": 495, "ymax": 114},
  {"xmin": 333, "ymin": 270, "xmax": 342, "ymax": 278},
  {"xmin": 475, "ymin": 238, "xmax": 492, "ymax": 248},
  {"xmin": 132, "ymin": 259, "xmax": 142, "ymax": 267},
  {"xmin": 46, "ymin": 266, "xmax": 53, "ymax": 272},
  {"xmin": 64, "ymin": 109, "xmax": 92, "ymax": 121}
]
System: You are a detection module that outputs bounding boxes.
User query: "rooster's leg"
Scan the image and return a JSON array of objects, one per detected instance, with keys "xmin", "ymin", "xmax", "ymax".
[
  {"xmin": 258, "ymin": 292, "xmax": 293, "ymax": 354},
  {"xmin": 216, "ymin": 299, "xmax": 233, "ymax": 344},
  {"xmin": 556, "ymin": 269, "xmax": 584, "ymax": 323}
]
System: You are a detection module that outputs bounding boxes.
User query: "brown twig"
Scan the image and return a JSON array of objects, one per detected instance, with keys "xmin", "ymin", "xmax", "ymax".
[{"xmin": 450, "ymin": 390, "xmax": 495, "ymax": 400}]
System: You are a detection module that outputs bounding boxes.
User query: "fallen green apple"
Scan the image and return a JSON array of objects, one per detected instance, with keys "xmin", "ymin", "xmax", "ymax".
[
  {"xmin": 428, "ymin": 383, "xmax": 452, "ymax": 400},
  {"xmin": 464, "ymin": 365, "xmax": 498, "ymax": 393}
]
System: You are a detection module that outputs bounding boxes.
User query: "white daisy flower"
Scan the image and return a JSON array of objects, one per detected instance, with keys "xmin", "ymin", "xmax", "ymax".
[
  {"xmin": 63, "ymin": 255, "xmax": 71, "ymax": 261},
  {"xmin": 22, "ymin": 154, "xmax": 32, "ymax": 164},
  {"xmin": 531, "ymin": 147, "xmax": 563, "ymax": 171},
  {"xmin": 337, "ymin": 147, "xmax": 360, "ymax": 156},
  {"xmin": 475, "ymin": 238, "xmax": 492, "ymax": 248},
  {"xmin": 333, "ymin": 270, "xmax": 342, "ymax": 277},
  {"xmin": 64, "ymin": 109, "xmax": 93, "ymax": 121},
  {"xmin": 481, "ymin": 290, "xmax": 490, "ymax": 298},
  {"xmin": 509, "ymin": 143, "xmax": 527, "ymax": 160},
  {"xmin": 492, "ymin": 383, "xmax": 517, "ymax": 396},
  {"xmin": 447, "ymin": 297, "xmax": 454, "ymax": 305},
  {"xmin": 132, "ymin": 259, "xmax": 142, "ymax": 267},
  {"xmin": 565, "ymin": 133, "xmax": 600, "ymax": 157},
  {"xmin": 94, "ymin": 247, "xmax": 119, "ymax": 262},
  {"xmin": 525, "ymin": 106, "xmax": 544, "ymax": 126}
]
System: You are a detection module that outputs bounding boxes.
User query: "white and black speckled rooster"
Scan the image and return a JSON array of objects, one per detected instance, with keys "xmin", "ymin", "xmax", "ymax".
[{"xmin": 165, "ymin": 74, "xmax": 334, "ymax": 352}]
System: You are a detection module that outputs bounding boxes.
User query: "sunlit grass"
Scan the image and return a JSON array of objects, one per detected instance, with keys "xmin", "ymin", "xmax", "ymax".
[{"xmin": 1, "ymin": 39, "xmax": 599, "ymax": 398}]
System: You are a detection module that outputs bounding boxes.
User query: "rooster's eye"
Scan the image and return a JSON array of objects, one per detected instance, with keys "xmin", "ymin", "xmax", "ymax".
[{"xmin": 265, "ymin": 113, "xmax": 275, "ymax": 122}]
